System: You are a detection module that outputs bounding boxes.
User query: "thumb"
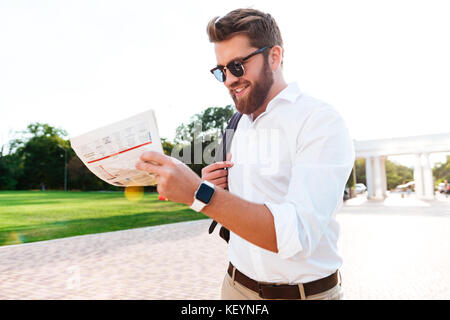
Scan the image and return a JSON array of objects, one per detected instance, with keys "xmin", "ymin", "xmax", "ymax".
[{"xmin": 226, "ymin": 153, "xmax": 232, "ymax": 162}]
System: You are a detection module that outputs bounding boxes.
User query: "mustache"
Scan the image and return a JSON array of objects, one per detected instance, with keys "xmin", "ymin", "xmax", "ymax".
[{"xmin": 229, "ymin": 81, "xmax": 251, "ymax": 91}]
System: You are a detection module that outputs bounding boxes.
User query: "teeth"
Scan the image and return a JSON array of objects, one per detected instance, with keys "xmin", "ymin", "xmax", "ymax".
[{"xmin": 235, "ymin": 86, "xmax": 246, "ymax": 93}]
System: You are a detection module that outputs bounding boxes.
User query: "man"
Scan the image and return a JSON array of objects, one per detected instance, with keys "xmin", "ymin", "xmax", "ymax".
[{"xmin": 136, "ymin": 8, "xmax": 355, "ymax": 300}]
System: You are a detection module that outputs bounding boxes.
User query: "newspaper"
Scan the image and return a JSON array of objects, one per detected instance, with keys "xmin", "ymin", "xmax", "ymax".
[{"xmin": 70, "ymin": 109, "xmax": 163, "ymax": 187}]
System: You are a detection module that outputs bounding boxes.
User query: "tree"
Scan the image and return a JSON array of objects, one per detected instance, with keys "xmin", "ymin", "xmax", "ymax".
[
  {"xmin": 385, "ymin": 160, "xmax": 413, "ymax": 190},
  {"xmin": 9, "ymin": 123, "xmax": 71, "ymax": 190},
  {"xmin": 433, "ymin": 155, "xmax": 450, "ymax": 184},
  {"xmin": 65, "ymin": 154, "xmax": 120, "ymax": 191},
  {"xmin": 161, "ymin": 138, "xmax": 175, "ymax": 156},
  {"xmin": 174, "ymin": 105, "xmax": 235, "ymax": 144},
  {"xmin": 345, "ymin": 163, "xmax": 356, "ymax": 191},
  {"xmin": 354, "ymin": 158, "xmax": 366, "ymax": 184},
  {"xmin": 0, "ymin": 146, "xmax": 20, "ymax": 190},
  {"xmin": 173, "ymin": 105, "xmax": 235, "ymax": 176}
]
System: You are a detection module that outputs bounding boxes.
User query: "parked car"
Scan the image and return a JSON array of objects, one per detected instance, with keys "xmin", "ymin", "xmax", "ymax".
[
  {"xmin": 395, "ymin": 181, "xmax": 414, "ymax": 192},
  {"xmin": 354, "ymin": 183, "xmax": 367, "ymax": 194}
]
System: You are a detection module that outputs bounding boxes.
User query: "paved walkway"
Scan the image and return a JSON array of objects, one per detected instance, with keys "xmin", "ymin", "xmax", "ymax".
[{"xmin": 1, "ymin": 192, "xmax": 449, "ymax": 299}]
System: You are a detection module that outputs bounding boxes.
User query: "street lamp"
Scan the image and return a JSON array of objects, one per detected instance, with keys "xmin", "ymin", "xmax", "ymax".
[{"xmin": 58, "ymin": 145, "xmax": 68, "ymax": 192}]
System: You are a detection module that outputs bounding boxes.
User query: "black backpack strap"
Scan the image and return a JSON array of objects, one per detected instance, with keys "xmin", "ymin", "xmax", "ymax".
[{"xmin": 208, "ymin": 112, "xmax": 242, "ymax": 242}]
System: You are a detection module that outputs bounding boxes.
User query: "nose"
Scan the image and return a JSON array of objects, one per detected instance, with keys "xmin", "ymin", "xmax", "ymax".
[{"xmin": 224, "ymin": 68, "xmax": 240, "ymax": 88}]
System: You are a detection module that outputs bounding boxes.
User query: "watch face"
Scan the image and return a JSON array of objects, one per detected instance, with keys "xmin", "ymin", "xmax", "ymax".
[{"xmin": 196, "ymin": 183, "xmax": 215, "ymax": 204}]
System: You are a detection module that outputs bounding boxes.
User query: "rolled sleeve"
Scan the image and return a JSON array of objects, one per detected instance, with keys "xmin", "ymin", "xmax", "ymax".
[
  {"xmin": 266, "ymin": 107, "xmax": 355, "ymax": 259},
  {"xmin": 264, "ymin": 201, "xmax": 303, "ymax": 259}
]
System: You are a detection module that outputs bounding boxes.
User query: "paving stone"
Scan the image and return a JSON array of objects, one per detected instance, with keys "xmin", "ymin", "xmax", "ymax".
[{"xmin": 0, "ymin": 193, "xmax": 449, "ymax": 299}]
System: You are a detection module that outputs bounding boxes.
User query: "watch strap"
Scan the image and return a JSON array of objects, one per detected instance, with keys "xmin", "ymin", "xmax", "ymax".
[
  {"xmin": 190, "ymin": 198, "xmax": 206, "ymax": 212},
  {"xmin": 190, "ymin": 180, "xmax": 215, "ymax": 212}
]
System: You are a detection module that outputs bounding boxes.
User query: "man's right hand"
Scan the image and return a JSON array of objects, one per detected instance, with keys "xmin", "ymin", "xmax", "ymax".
[{"xmin": 201, "ymin": 154, "xmax": 234, "ymax": 189}]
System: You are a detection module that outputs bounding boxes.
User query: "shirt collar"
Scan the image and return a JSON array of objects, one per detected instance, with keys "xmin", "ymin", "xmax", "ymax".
[
  {"xmin": 264, "ymin": 82, "xmax": 302, "ymax": 114},
  {"xmin": 271, "ymin": 82, "xmax": 302, "ymax": 104},
  {"xmin": 246, "ymin": 82, "xmax": 302, "ymax": 122}
]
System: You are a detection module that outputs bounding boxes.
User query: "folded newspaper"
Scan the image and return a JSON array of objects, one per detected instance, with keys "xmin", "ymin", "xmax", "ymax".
[{"xmin": 70, "ymin": 109, "xmax": 163, "ymax": 187}]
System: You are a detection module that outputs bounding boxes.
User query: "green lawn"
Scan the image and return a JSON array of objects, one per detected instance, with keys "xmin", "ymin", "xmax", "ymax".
[{"xmin": 0, "ymin": 191, "xmax": 207, "ymax": 246}]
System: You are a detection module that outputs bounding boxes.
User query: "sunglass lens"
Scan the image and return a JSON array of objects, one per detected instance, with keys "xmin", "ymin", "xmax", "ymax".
[
  {"xmin": 229, "ymin": 61, "xmax": 244, "ymax": 77},
  {"xmin": 212, "ymin": 69, "xmax": 225, "ymax": 82}
]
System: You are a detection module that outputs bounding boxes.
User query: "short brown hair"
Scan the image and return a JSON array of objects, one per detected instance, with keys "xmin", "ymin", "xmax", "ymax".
[{"xmin": 207, "ymin": 8, "xmax": 284, "ymax": 53}]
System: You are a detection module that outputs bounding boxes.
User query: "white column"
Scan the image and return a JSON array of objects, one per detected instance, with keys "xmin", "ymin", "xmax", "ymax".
[
  {"xmin": 414, "ymin": 153, "xmax": 424, "ymax": 199},
  {"xmin": 422, "ymin": 153, "xmax": 435, "ymax": 199},
  {"xmin": 373, "ymin": 156, "xmax": 384, "ymax": 199},
  {"xmin": 366, "ymin": 157, "xmax": 374, "ymax": 199},
  {"xmin": 380, "ymin": 156, "xmax": 387, "ymax": 197}
]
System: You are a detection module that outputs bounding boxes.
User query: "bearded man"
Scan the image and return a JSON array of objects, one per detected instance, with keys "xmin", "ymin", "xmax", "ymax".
[{"xmin": 136, "ymin": 8, "xmax": 355, "ymax": 300}]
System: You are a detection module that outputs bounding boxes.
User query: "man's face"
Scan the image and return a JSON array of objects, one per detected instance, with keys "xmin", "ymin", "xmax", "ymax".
[{"xmin": 214, "ymin": 35, "xmax": 274, "ymax": 115}]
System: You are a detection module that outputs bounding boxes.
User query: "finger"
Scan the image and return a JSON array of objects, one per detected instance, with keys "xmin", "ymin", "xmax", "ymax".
[
  {"xmin": 217, "ymin": 183, "xmax": 228, "ymax": 189},
  {"xmin": 226, "ymin": 153, "xmax": 232, "ymax": 162},
  {"xmin": 135, "ymin": 160, "xmax": 163, "ymax": 175},
  {"xmin": 204, "ymin": 169, "xmax": 229, "ymax": 180},
  {"xmin": 140, "ymin": 151, "xmax": 172, "ymax": 166},
  {"xmin": 203, "ymin": 161, "xmax": 234, "ymax": 174},
  {"xmin": 209, "ymin": 176, "xmax": 227, "ymax": 186}
]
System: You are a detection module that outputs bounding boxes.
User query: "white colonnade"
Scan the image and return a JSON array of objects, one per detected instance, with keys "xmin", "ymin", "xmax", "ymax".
[
  {"xmin": 365, "ymin": 153, "xmax": 434, "ymax": 200},
  {"xmin": 354, "ymin": 133, "xmax": 450, "ymax": 200}
]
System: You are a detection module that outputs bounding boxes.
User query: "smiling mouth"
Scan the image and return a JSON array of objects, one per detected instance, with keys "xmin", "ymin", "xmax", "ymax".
[{"xmin": 233, "ymin": 84, "xmax": 250, "ymax": 97}]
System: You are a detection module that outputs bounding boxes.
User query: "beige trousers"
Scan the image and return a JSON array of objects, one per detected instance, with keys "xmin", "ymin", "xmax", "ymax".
[{"xmin": 221, "ymin": 273, "xmax": 343, "ymax": 300}]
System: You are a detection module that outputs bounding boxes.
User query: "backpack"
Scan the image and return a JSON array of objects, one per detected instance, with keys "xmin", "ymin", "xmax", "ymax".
[{"xmin": 208, "ymin": 111, "xmax": 243, "ymax": 243}]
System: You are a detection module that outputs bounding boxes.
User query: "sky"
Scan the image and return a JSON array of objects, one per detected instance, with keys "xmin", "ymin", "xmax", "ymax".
[{"xmin": 1, "ymin": 0, "xmax": 450, "ymax": 168}]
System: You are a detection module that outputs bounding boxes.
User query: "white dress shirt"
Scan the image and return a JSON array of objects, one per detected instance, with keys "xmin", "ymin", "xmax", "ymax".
[{"xmin": 227, "ymin": 82, "xmax": 355, "ymax": 284}]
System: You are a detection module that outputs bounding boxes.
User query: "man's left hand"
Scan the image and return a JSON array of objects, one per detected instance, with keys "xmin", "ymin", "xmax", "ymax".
[{"xmin": 135, "ymin": 151, "xmax": 202, "ymax": 206}]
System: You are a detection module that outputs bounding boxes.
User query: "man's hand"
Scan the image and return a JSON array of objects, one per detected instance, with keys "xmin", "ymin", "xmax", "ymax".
[
  {"xmin": 201, "ymin": 154, "xmax": 234, "ymax": 189},
  {"xmin": 135, "ymin": 151, "xmax": 202, "ymax": 206}
]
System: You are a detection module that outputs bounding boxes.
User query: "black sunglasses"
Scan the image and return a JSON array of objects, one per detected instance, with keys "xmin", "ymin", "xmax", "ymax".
[{"xmin": 210, "ymin": 46, "xmax": 271, "ymax": 82}]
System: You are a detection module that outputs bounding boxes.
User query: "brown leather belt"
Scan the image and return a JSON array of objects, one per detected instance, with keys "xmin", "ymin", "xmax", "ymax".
[{"xmin": 227, "ymin": 262, "xmax": 339, "ymax": 300}]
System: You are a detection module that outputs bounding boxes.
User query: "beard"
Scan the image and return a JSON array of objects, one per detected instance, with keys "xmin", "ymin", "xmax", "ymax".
[{"xmin": 230, "ymin": 57, "xmax": 274, "ymax": 115}]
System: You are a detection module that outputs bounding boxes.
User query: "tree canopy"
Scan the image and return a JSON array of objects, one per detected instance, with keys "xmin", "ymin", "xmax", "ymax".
[
  {"xmin": 175, "ymin": 105, "xmax": 235, "ymax": 143},
  {"xmin": 172, "ymin": 105, "xmax": 235, "ymax": 176},
  {"xmin": 433, "ymin": 155, "xmax": 450, "ymax": 184},
  {"xmin": 1, "ymin": 123, "xmax": 69, "ymax": 190}
]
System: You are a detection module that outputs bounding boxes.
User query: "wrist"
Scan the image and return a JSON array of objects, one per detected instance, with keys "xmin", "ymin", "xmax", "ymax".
[
  {"xmin": 184, "ymin": 178, "xmax": 202, "ymax": 206},
  {"xmin": 190, "ymin": 180, "xmax": 215, "ymax": 212}
]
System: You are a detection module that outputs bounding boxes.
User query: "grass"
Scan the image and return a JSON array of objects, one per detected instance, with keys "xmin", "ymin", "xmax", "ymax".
[{"xmin": 0, "ymin": 190, "xmax": 208, "ymax": 246}]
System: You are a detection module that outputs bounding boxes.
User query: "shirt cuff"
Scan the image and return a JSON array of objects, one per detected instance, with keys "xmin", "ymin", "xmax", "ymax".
[{"xmin": 264, "ymin": 201, "xmax": 303, "ymax": 259}]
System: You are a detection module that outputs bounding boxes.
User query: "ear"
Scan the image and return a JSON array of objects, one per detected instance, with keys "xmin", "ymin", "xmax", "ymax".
[{"xmin": 269, "ymin": 46, "xmax": 283, "ymax": 71}]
